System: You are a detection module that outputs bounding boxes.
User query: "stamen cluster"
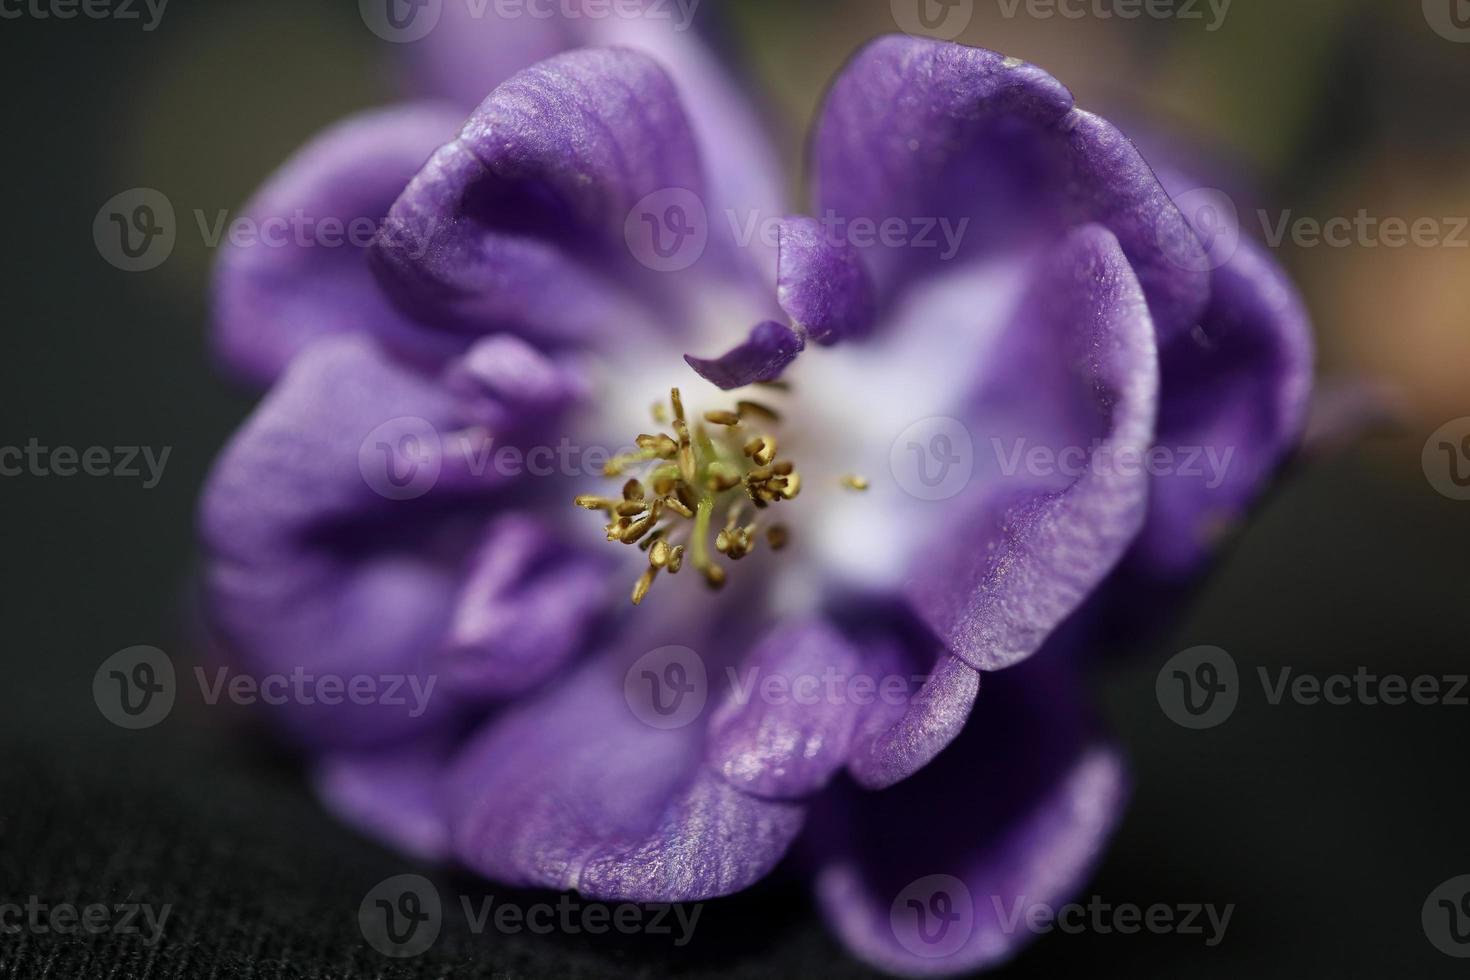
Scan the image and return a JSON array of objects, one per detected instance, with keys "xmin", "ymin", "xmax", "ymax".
[{"xmin": 574, "ymin": 387, "xmax": 799, "ymax": 605}]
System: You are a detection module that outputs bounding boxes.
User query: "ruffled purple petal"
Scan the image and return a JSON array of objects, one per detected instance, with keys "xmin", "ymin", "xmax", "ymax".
[
  {"xmin": 1126, "ymin": 238, "xmax": 1313, "ymax": 578},
  {"xmin": 212, "ymin": 103, "xmax": 468, "ymax": 387},
  {"xmin": 776, "ymin": 215, "xmax": 877, "ymax": 345},
  {"xmin": 705, "ymin": 618, "xmax": 865, "ymax": 799},
  {"xmin": 401, "ymin": 2, "xmax": 786, "ymax": 241},
  {"xmin": 807, "ymin": 651, "xmax": 1129, "ymax": 977},
  {"xmin": 198, "ymin": 335, "xmax": 590, "ymax": 747},
  {"xmin": 312, "ymin": 738, "xmax": 453, "ymax": 862},
  {"xmin": 813, "ymin": 35, "xmax": 1208, "ymax": 343},
  {"xmin": 371, "ymin": 47, "xmax": 715, "ymax": 346},
  {"xmin": 685, "ymin": 216, "xmax": 877, "ymax": 387},
  {"xmin": 446, "ymin": 646, "xmax": 805, "ymax": 901},
  {"xmin": 439, "ymin": 513, "xmax": 612, "ymax": 699},
  {"xmin": 684, "ymin": 320, "xmax": 804, "ymax": 389},
  {"xmin": 846, "ymin": 652, "xmax": 979, "ymax": 791},
  {"xmin": 904, "ymin": 225, "xmax": 1160, "ymax": 672}
]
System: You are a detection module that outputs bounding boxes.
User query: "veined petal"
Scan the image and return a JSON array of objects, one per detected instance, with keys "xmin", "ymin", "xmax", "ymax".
[
  {"xmin": 371, "ymin": 47, "xmax": 719, "ymax": 346},
  {"xmin": 813, "ymin": 35, "xmax": 1208, "ymax": 343},
  {"xmin": 439, "ymin": 513, "xmax": 612, "ymax": 699},
  {"xmin": 198, "ymin": 335, "xmax": 591, "ymax": 747},
  {"xmin": 401, "ymin": 2, "xmax": 786, "ymax": 239},
  {"xmin": 685, "ymin": 216, "xmax": 877, "ymax": 388},
  {"xmin": 705, "ymin": 618, "xmax": 865, "ymax": 799},
  {"xmin": 808, "ymin": 651, "xmax": 1129, "ymax": 977},
  {"xmin": 1128, "ymin": 236, "xmax": 1314, "ymax": 578},
  {"xmin": 211, "ymin": 103, "xmax": 469, "ymax": 387},
  {"xmin": 446, "ymin": 645, "xmax": 805, "ymax": 901},
  {"xmin": 903, "ymin": 225, "xmax": 1160, "ymax": 672}
]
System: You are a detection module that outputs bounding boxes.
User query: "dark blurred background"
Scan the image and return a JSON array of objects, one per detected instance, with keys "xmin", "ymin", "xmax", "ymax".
[{"xmin": 2, "ymin": 0, "xmax": 1468, "ymax": 976}]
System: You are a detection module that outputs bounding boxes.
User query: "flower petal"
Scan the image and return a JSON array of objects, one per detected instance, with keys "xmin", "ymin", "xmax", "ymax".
[
  {"xmin": 312, "ymin": 738, "xmax": 453, "ymax": 862},
  {"xmin": 903, "ymin": 225, "xmax": 1159, "ymax": 672},
  {"xmin": 807, "ymin": 651, "xmax": 1129, "ymax": 976},
  {"xmin": 199, "ymin": 335, "xmax": 585, "ymax": 747},
  {"xmin": 684, "ymin": 319, "xmax": 804, "ymax": 389},
  {"xmin": 1127, "ymin": 239, "xmax": 1313, "ymax": 578},
  {"xmin": 685, "ymin": 216, "xmax": 878, "ymax": 387},
  {"xmin": 371, "ymin": 47, "xmax": 713, "ymax": 346},
  {"xmin": 446, "ymin": 646, "xmax": 806, "ymax": 902},
  {"xmin": 705, "ymin": 618, "xmax": 865, "ymax": 799},
  {"xmin": 813, "ymin": 35, "xmax": 1207, "ymax": 343},
  {"xmin": 401, "ymin": 3, "xmax": 786, "ymax": 237},
  {"xmin": 846, "ymin": 652, "xmax": 979, "ymax": 792},
  {"xmin": 211, "ymin": 103, "xmax": 468, "ymax": 387},
  {"xmin": 439, "ymin": 513, "xmax": 612, "ymax": 699}
]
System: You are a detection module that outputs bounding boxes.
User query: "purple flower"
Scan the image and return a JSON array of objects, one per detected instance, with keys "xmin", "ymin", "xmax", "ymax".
[{"xmin": 199, "ymin": 14, "xmax": 1312, "ymax": 976}]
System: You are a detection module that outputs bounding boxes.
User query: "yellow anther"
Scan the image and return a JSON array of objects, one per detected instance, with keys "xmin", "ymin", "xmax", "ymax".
[
  {"xmin": 736, "ymin": 400, "xmax": 780, "ymax": 422},
  {"xmin": 576, "ymin": 383, "xmax": 814, "ymax": 603},
  {"xmin": 842, "ymin": 475, "xmax": 870, "ymax": 492},
  {"xmin": 632, "ymin": 566, "xmax": 659, "ymax": 605}
]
